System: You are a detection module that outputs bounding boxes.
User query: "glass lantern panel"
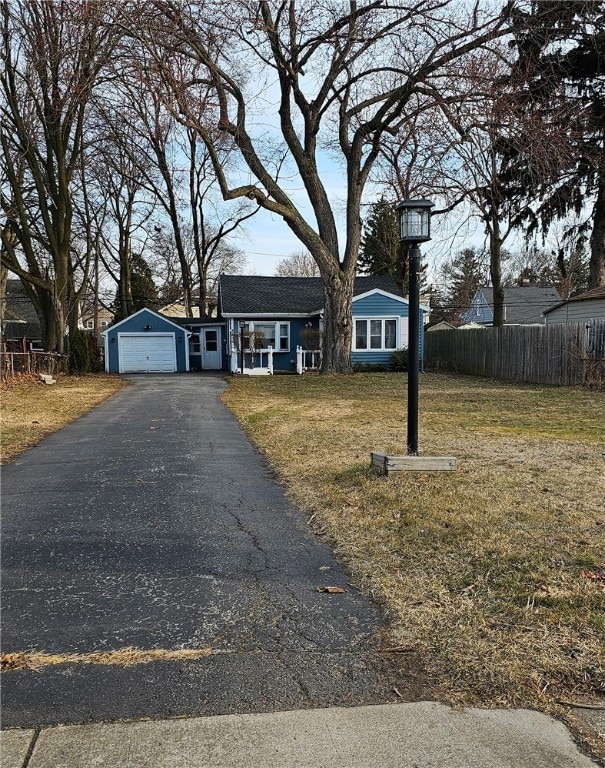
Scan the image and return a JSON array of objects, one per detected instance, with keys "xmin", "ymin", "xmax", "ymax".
[{"xmin": 401, "ymin": 209, "xmax": 429, "ymax": 239}]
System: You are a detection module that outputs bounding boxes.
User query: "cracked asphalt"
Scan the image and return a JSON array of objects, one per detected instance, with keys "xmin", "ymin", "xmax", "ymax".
[{"xmin": 1, "ymin": 375, "xmax": 421, "ymax": 728}]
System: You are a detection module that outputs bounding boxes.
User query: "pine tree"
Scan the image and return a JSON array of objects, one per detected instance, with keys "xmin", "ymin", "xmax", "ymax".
[
  {"xmin": 442, "ymin": 247, "xmax": 488, "ymax": 321},
  {"xmin": 114, "ymin": 254, "xmax": 159, "ymax": 321},
  {"xmin": 358, "ymin": 198, "xmax": 400, "ymax": 278},
  {"xmin": 507, "ymin": 2, "xmax": 605, "ymax": 286}
]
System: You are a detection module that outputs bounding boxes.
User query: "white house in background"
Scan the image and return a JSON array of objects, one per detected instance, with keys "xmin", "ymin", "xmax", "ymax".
[{"xmin": 543, "ymin": 286, "xmax": 605, "ymax": 324}]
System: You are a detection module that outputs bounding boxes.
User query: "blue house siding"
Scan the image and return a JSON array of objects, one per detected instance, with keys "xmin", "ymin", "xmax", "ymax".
[
  {"xmin": 351, "ymin": 350, "xmax": 396, "ymax": 367},
  {"xmin": 351, "ymin": 291, "xmax": 426, "ymax": 368},
  {"xmin": 179, "ymin": 322, "xmax": 225, "ymax": 371},
  {"xmin": 226, "ymin": 317, "xmax": 319, "ymax": 372},
  {"xmin": 353, "ymin": 292, "xmax": 410, "ymax": 319},
  {"xmin": 104, "ymin": 309, "xmax": 190, "ymax": 373},
  {"xmin": 462, "ymin": 289, "xmax": 493, "ymax": 325}
]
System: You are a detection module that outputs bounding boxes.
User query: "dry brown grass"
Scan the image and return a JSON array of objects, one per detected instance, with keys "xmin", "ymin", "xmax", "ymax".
[
  {"xmin": 0, "ymin": 373, "xmax": 127, "ymax": 464},
  {"xmin": 1, "ymin": 646, "xmax": 213, "ymax": 671},
  {"xmin": 223, "ymin": 373, "xmax": 605, "ymax": 714}
]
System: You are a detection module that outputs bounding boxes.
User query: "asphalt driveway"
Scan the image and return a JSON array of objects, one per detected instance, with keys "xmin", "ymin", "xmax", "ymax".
[{"xmin": 1, "ymin": 375, "xmax": 419, "ymax": 727}]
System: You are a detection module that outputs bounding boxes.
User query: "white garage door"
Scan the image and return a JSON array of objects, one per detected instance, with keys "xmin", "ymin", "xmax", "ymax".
[{"xmin": 119, "ymin": 334, "xmax": 177, "ymax": 373}]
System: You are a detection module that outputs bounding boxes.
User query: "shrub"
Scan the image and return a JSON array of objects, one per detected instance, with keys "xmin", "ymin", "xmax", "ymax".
[
  {"xmin": 390, "ymin": 348, "xmax": 409, "ymax": 371},
  {"xmin": 69, "ymin": 330, "xmax": 102, "ymax": 373},
  {"xmin": 300, "ymin": 327, "xmax": 323, "ymax": 350},
  {"xmin": 353, "ymin": 363, "xmax": 387, "ymax": 373}
]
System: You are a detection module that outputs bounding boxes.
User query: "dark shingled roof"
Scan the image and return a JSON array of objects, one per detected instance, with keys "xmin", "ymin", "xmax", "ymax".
[
  {"xmin": 2, "ymin": 279, "xmax": 42, "ymax": 338},
  {"xmin": 219, "ymin": 275, "xmax": 402, "ymax": 315},
  {"xmin": 543, "ymin": 285, "xmax": 605, "ymax": 314},
  {"xmin": 479, "ymin": 286, "xmax": 562, "ymax": 324}
]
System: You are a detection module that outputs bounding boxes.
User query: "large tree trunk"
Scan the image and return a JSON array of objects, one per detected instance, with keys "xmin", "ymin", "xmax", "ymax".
[
  {"xmin": 35, "ymin": 288, "xmax": 61, "ymax": 352},
  {"xmin": 320, "ymin": 272, "xmax": 354, "ymax": 374},
  {"xmin": 589, "ymin": 176, "xmax": 605, "ymax": 288},
  {"xmin": 489, "ymin": 215, "xmax": 505, "ymax": 327}
]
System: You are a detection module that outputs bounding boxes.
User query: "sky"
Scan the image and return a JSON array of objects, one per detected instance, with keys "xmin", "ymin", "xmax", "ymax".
[{"xmin": 236, "ymin": 190, "xmax": 488, "ymax": 286}]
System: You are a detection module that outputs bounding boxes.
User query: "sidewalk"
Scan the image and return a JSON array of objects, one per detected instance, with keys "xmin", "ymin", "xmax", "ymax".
[{"xmin": 1, "ymin": 702, "xmax": 600, "ymax": 768}]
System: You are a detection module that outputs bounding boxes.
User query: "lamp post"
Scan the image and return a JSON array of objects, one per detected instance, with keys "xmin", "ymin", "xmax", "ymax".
[{"xmin": 395, "ymin": 199, "xmax": 434, "ymax": 455}]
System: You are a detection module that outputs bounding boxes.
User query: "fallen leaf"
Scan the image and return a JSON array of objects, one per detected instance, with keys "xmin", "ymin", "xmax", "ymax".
[
  {"xmin": 581, "ymin": 570, "xmax": 605, "ymax": 582},
  {"xmin": 316, "ymin": 586, "xmax": 346, "ymax": 594}
]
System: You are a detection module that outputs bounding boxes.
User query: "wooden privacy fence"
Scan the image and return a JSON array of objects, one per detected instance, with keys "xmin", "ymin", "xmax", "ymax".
[
  {"xmin": 425, "ymin": 320, "xmax": 605, "ymax": 388},
  {"xmin": 0, "ymin": 351, "xmax": 68, "ymax": 379}
]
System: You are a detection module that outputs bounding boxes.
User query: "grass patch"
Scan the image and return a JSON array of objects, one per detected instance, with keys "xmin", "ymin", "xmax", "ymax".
[
  {"xmin": 1, "ymin": 373, "xmax": 127, "ymax": 464},
  {"xmin": 223, "ymin": 373, "xmax": 605, "ymax": 711},
  {"xmin": 1, "ymin": 646, "xmax": 213, "ymax": 671}
]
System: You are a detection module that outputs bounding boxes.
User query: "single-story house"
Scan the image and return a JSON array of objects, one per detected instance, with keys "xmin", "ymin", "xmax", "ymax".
[
  {"xmin": 102, "ymin": 275, "xmax": 429, "ymax": 374},
  {"xmin": 219, "ymin": 274, "xmax": 428, "ymax": 374},
  {"xmin": 159, "ymin": 293, "xmax": 218, "ymax": 318},
  {"xmin": 458, "ymin": 321, "xmax": 486, "ymax": 330},
  {"xmin": 461, "ymin": 286, "xmax": 562, "ymax": 326},
  {"xmin": 543, "ymin": 285, "xmax": 605, "ymax": 325},
  {"xmin": 426, "ymin": 320, "xmax": 456, "ymax": 333}
]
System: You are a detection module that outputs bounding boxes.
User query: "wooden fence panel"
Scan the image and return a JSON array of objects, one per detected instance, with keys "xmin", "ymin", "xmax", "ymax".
[
  {"xmin": 0, "ymin": 352, "xmax": 68, "ymax": 379},
  {"xmin": 425, "ymin": 320, "xmax": 604, "ymax": 388}
]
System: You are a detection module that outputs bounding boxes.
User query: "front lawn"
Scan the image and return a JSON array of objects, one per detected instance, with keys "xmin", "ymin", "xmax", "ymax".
[
  {"xmin": 223, "ymin": 373, "xmax": 604, "ymax": 715},
  {"xmin": 1, "ymin": 374, "xmax": 127, "ymax": 464}
]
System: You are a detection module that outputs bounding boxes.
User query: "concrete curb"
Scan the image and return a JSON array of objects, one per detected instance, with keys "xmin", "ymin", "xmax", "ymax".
[{"xmin": 1, "ymin": 702, "xmax": 600, "ymax": 768}]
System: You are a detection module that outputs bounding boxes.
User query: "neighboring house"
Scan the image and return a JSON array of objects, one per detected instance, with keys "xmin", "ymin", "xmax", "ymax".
[
  {"xmin": 1, "ymin": 278, "xmax": 43, "ymax": 352},
  {"xmin": 79, "ymin": 307, "xmax": 114, "ymax": 334},
  {"xmin": 102, "ymin": 274, "xmax": 429, "ymax": 374},
  {"xmin": 426, "ymin": 320, "xmax": 456, "ymax": 333},
  {"xmin": 219, "ymin": 274, "xmax": 428, "ymax": 373},
  {"xmin": 159, "ymin": 303, "xmax": 201, "ymax": 319},
  {"xmin": 461, "ymin": 286, "xmax": 562, "ymax": 326},
  {"xmin": 543, "ymin": 285, "xmax": 605, "ymax": 325},
  {"xmin": 159, "ymin": 293, "xmax": 218, "ymax": 319},
  {"xmin": 458, "ymin": 322, "xmax": 487, "ymax": 330}
]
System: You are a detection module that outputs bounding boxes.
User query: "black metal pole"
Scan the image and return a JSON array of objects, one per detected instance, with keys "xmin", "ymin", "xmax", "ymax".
[
  {"xmin": 240, "ymin": 324, "xmax": 245, "ymax": 375},
  {"xmin": 407, "ymin": 244, "xmax": 420, "ymax": 455}
]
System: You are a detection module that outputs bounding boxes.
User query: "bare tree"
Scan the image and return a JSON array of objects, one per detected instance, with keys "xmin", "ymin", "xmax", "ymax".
[
  {"xmin": 0, "ymin": 0, "xmax": 118, "ymax": 352},
  {"xmin": 184, "ymin": 129, "xmax": 257, "ymax": 316},
  {"xmin": 130, "ymin": 0, "xmax": 512, "ymax": 372},
  {"xmin": 100, "ymin": 48, "xmax": 258, "ymax": 317},
  {"xmin": 425, "ymin": 45, "xmax": 575, "ymax": 326},
  {"xmin": 275, "ymin": 250, "xmax": 320, "ymax": 277}
]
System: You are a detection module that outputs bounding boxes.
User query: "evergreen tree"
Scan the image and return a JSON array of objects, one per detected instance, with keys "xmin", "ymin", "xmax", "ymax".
[
  {"xmin": 358, "ymin": 198, "xmax": 400, "ymax": 278},
  {"xmin": 507, "ymin": 2, "xmax": 605, "ymax": 286},
  {"xmin": 442, "ymin": 247, "xmax": 488, "ymax": 321},
  {"xmin": 113, "ymin": 253, "xmax": 159, "ymax": 321}
]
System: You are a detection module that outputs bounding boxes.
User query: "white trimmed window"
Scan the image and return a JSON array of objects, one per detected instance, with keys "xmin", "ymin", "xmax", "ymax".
[
  {"xmin": 245, "ymin": 322, "xmax": 290, "ymax": 352},
  {"xmin": 353, "ymin": 318, "xmax": 398, "ymax": 351},
  {"xmin": 189, "ymin": 332, "xmax": 201, "ymax": 354}
]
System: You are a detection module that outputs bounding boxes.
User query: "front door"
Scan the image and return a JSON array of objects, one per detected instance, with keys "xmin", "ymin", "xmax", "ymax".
[{"xmin": 201, "ymin": 328, "xmax": 221, "ymax": 370}]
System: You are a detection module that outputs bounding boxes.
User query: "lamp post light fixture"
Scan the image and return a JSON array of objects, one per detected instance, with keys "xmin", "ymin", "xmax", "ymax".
[{"xmin": 396, "ymin": 199, "xmax": 434, "ymax": 456}]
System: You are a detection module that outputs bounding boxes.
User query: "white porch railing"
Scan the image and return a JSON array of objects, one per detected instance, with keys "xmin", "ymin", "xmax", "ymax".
[
  {"xmin": 296, "ymin": 346, "xmax": 322, "ymax": 374},
  {"xmin": 230, "ymin": 346, "xmax": 274, "ymax": 375}
]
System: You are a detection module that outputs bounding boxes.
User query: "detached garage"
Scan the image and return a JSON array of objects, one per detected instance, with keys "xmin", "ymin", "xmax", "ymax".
[{"xmin": 102, "ymin": 308, "xmax": 190, "ymax": 374}]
